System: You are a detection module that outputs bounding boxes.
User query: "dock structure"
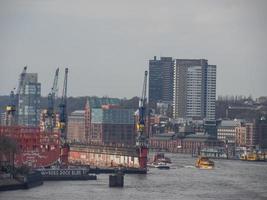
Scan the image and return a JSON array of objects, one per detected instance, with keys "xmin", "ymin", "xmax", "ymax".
[
  {"xmin": 0, "ymin": 171, "xmax": 43, "ymax": 191},
  {"xmin": 109, "ymin": 174, "xmax": 124, "ymax": 187},
  {"xmin": 68, "ymin": 143, "xmax": 147, "ymax": 170},
  {"xmin": 89, "ymin": 167, "xmax": 147, "ymax": 174},
  {"xmin": 37, "ymin": 168, "xmax": 97, "ymax": 181},
  {"xmin": 109, "ymin": 169, "xmax": 124, "ymax": 187}
]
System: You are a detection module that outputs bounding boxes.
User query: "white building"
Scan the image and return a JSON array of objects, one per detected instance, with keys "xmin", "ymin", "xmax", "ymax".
[
  {"xmin": 173, "ymin": 59, "xmax": 216, "ymax": 120},
  {"xmin": 217, "ymin": 120, "xmax": 243, "ymax": 144}
]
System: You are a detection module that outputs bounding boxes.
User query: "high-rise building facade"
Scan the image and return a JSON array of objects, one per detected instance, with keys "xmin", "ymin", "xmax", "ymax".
[
  {"xmin": 255, "ymin": 116, "xmax": 267, "ymax": 149},
  {"xmin": 173, "ymin": 59, "xmax": 216, "ymax": 120},
  {"xmin": 18, "ymin": 73, "xmax": 41, "ymax": 126},
  {"xmin": 149, "ymin": 56, "xmax": 174, "ymax": 106},
  {"xmin": 205, "ymin": 65, "xmax": 217, "ymax": 120}
]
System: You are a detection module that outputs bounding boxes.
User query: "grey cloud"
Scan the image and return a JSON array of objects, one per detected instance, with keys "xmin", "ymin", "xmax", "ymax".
[{"xmin": 0, "ymin": 0, "xmax": 266, "ymax": 98}]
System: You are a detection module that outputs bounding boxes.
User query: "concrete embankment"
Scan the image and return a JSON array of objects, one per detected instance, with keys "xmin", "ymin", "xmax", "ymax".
[
  {"xmin": 89, "ymin": 167, "xmax": 147, "ymax": 174},
  {"xmin": 0, "ymin": 178, "xmax": 25, "ymax": 191}
]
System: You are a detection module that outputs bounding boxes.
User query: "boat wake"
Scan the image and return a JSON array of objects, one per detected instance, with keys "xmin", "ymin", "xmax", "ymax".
[{"xmin": 183, "ymin": 165, "xmax": 195, "ymax": 168}]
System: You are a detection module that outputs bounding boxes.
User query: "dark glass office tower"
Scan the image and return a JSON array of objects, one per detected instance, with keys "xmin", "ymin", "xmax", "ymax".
[{"xmin": 148, "ymin": 56, "xmax": 174, "ymax": 106}]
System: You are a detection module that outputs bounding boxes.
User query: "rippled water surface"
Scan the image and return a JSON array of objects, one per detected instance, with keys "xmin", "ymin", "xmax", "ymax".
[{"xmin": 1, "ymin": 153, "xmax": 267, "ymax": 200}]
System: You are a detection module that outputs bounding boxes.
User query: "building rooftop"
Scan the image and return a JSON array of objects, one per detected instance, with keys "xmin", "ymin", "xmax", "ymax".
[
  {"xmin": 88, "ymin": 97, "xmax": 121, "ymax": 108},
  {"xmin": 71, "ymin": 110, "xmax": 85, "ymax": 115},
  {"xmin": 219, "ymin": 120, "xmax": 243, "ymax": 127},
  {"xmin": 91, "ymin": 108, "xmax": 134, "ymax": 124}
]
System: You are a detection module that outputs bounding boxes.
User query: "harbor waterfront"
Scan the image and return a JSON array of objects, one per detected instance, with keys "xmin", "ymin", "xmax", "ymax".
[{"xmin": 1, "ymin": 153, "xmax": 267, "ymax": 200}]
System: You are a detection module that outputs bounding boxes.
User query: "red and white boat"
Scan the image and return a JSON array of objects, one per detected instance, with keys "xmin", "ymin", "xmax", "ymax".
[
  {"xmin": 152, "ymin": 153, "xmax": 171, "ymax": 164},
  {"xmin": 147, "ymin": 153, "xmax": 171, "ymax": 169}
]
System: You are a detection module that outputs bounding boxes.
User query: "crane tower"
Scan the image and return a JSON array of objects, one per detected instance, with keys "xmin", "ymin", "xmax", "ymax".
[
  {"xmin": 59, "ymin": 68, "xmax": 69, "ymax": 139},
  {"xmin": 5, "ymin": 66, "xmax": 27, "ymax": 125}
]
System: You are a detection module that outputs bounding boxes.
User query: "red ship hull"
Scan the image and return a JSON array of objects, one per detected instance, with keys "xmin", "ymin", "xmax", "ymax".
[
  {"xmin": 0, "ymin": 125, "xmax": 148, "ymax": 169},
  {"xmin": 0, "ymin": 125, "xmax": 61, "ymax": 168}
]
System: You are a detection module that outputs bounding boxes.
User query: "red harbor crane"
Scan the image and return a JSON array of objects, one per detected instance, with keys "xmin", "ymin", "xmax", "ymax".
[
  {"xmin": 136, "ymin": 70, "xmax": 148, "ymax": 147},
  {"xmin": 136, "ymin": 70, "xmax": 149, "ymax": 169}
]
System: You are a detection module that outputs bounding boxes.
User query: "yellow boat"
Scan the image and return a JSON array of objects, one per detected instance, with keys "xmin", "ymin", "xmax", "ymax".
[
  {"xmin": 240, "ymin": 152, "xmax": 266, "ymax": 161},
  {"xmin": 195, "ymin": 156, "xmax": 215, "ymax": 169}
]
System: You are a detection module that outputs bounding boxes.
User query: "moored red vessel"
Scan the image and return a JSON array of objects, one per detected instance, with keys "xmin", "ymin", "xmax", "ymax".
[
  {"xmin": 0, "ymin": 125, "xmax": 61, "ymax": 168},
  {"xmin": 0, "ymin": 125, "xmax": 148, "ymax": 172}
]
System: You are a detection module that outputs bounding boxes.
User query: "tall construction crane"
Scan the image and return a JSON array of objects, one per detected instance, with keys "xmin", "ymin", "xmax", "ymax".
[
  {"xmin": 136, "ymin": 70, "xmax": 148, "ymax": 147},
  {"xmin": 16, "ymin": 66, "xmax": 27, "ymax": 96},
  {"xmin": 59, "ymin": 68, "xmax": 68, "ymax": 139},
  {"xmin": 5, "ymin": 66, "xmax": 27, "ymax": 125},
  {"xmin": 5, "ymin": 91, "xmax": 16, "ymax": 125},
  {"xmin": 46, "ymin": 68, "xmax": 59, "ymax": 131}
]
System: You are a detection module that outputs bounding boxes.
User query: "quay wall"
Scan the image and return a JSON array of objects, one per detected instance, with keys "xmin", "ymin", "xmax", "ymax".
[{"xmin": 68, "ymin": 144, "xmax": 141, "ymax": 168}]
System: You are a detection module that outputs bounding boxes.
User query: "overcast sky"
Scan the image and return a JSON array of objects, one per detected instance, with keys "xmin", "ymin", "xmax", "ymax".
[{"xmin": 0, "ymin": 0, "xmax": 266, "ymax": 98}]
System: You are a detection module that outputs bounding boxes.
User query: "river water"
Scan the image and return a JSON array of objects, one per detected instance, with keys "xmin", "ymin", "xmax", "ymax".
[{"xmin": 1, "ymin": 153, "xmax": 267, "ymax": 200}]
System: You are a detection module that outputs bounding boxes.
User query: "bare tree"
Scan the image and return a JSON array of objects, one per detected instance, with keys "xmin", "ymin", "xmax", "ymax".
[{"xmin": 0, "ymin": 136, "xmax": 18, "ymax": 177}]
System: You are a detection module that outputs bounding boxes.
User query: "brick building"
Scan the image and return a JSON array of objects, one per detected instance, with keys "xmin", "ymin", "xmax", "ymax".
[
  {"xmin": 67, "ymin": 110, "xmax": 86, "ymax": 142},
  {"xmin": 235, "ymin": 125, "xmax": 247, "ymax": 147},
  {"xmin": 149, "ymin": 133, "xmax": 223, "ymax": 154},
  {"xmin": 217, "ymin": 120, "xmax": 242, "ymax": 144},
  {"xmin": 86, "ymin": 104, "xmax": 136, "ymax": 146},
  {"xmin": 219, "ymin": 118, "xmax": 267, "ymax": 149}
]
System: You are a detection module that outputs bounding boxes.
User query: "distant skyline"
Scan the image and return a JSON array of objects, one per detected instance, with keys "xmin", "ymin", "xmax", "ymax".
[{"xmin": 0, "ymin": 0, "xmax": 267, "ymax": 98}]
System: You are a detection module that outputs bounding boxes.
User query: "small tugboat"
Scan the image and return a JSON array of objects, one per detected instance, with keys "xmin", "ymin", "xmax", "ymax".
[
  {"xmin": 147, "ymin": 153, "xmax": 171, "ymax": 170},
  {"xmin": 195, "ymin": 156, "xmax": 214, "ymax": 169},
  {"xmin": 154, "ymin": 162, "xmax": 170, "ymax": 169},
  {"xmin": 153, "ymin": 153, "xmax": 172, "ymax": 164},
  {"xmin": 147, "ymin": 162, "xmax": 170, "ymax": 170}
]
